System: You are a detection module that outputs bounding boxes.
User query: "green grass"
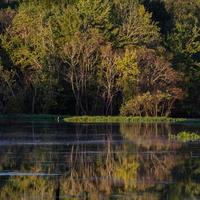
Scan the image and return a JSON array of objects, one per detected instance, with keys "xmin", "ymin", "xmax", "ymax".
[
  {"xmin": 1, "ymin": 115, "xmax": 200, "ymax": 124},
  {"xmin": 63, "ymin": 116, "xmax": 200, "ymax": 123}
]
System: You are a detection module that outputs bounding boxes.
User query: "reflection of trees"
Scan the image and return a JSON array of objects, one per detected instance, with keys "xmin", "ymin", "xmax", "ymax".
[
  {"xmin": 0, "ymin": 123, "xmax": 123, "ymax": 174},
  {"xmin": 0, "ymin": 122, "xmax": 198, "ymax": 199},
  {"xmin": 0, "ymin": 145, "xmax": 67, "ymax": 173},
  {"xmin": 162, "ymin": 158, "xmax": 200, "ymax": 200},
  {"xmin": 0, "ymin": 176, "xmax": 55, "ymax": 200},
  {"xmin": 121, "ymin": 192, "xmax": 160, "ymax": 200},
  {"xmin": 120, "ymin": 123, "xmax": 182, "ymax": 151},
  {"xmin": 120, "ymin": 123, "xmax": 183, "ymax": 190},
  {"xmin": 60, "ymin": 143, "xmax": 138, "ymax": 199},
  {"xmin": 163, "ymin": 181, "xmax": 200, "ymax": 200},
  {"xmin": 0, "ymin": 141, "xmax": 138, "ymax": 200},
  {"xmin": 137, "ymin": 152, "xmax": 182, "ymax": 190},
  {"xmin": 119, "ymin": 122, "xmax": 200, "ymax": 199}
]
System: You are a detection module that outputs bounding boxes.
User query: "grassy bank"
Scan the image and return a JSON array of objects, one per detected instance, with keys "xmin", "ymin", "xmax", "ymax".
[
  {"xmin": 1, "ymin": 115, "xmax": 200, "ymax": 124},
  {"xmin": 63, "ymin": 116, "xmax": 200, "ymax": 124}
]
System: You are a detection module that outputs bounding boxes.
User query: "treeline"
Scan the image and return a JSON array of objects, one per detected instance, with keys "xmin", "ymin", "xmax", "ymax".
[{"xmin": 0, "ymin": 0, "xmax": 199, "ymax": 117}]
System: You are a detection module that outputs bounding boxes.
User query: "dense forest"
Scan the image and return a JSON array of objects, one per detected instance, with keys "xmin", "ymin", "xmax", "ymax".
[{"xmin": 0, "ymin": 0, "xmax": 199, "ymax": 117}]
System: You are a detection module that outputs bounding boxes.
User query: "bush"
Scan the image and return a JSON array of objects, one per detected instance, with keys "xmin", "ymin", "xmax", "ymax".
[{"xmin": 120, "ymin": 91, "xmax": 178, "ymax": 116}]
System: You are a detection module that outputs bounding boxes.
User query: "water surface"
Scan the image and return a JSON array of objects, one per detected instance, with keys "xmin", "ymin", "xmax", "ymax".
[{"xmin": 0, "ymin": 121, "xmax": 200, "ymax": 199}]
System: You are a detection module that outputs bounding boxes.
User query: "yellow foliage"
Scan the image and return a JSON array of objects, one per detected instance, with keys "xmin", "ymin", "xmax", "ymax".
[{"xmin": 116, "ymin": 49, "xmax": 139, "ymax": 99}]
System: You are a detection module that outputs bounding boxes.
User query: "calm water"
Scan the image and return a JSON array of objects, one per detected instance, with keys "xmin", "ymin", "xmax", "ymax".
[{"xmin": 0, "ymin": 121, "xmax": 200, "ymax": 200}]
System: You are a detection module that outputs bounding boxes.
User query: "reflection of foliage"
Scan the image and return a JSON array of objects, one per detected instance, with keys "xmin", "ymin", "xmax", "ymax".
[
  {"xmin": 0, "ymin": 140, "xmax": 138, "ymax": 200},
  {"xmin": 1, "ymin": 122, "xmax": 199, "ymax": 199},
  {"xmin": 120, "ymin": 123, "xmax": 180, "ymax": 151},
  {"xmin": 172, "ymin": 159, "xmax": 200, "ymax": 182},
  {"xmin": 60, "ymin": 144, "xmax": 138, "ymax": 199},
  {"xmin": 114, "ymin": 156, "xmax": 138, "ymax": 190},
  {"xmin": 0, "ymin": 145, "xmax": 67, "ymax": 174},
  {"xmin": 0, "ymin": 176, "xmax": 55, "ymax": 199},
  {"xmin": 170, "ymin": 131, "xmax": 200, "ymax": 142},
  {"xmin": 163, "ymin": 182, "xmax": 200, "ymax": 200},
  {"xmin": 162, "ymin": 158, "xmax": 200, "ymax": 200},
  {"xmin": 120, "ymin": 123, "xmax": 183, "ymax": 190}
]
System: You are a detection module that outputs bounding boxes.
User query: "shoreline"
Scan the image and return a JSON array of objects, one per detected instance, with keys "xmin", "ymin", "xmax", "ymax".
[
  {"xmin": 0, "ymin": 114, "xmax": 200, "ymax": 124},
  {"xmin": 64, "ymin": 116, "xmax": 200, "ymax": 124}
]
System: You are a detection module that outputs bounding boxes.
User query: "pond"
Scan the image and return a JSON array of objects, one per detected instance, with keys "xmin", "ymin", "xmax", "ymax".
[{"xmin": 0, "ymin": 120, "xmax": 200, "ymax": 200}]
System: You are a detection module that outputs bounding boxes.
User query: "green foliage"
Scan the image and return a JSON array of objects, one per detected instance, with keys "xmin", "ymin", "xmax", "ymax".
[
  {"xmin": 0, "ymin": 0, "xmax": 199, "ymax": 117},
  {"xmin": 116, "ymin": 49, "xmax": 139, "ymax": 99},
  {"xmin": 114, "ymin": 0, "xmax": 160, "ymax": 47},
  {"xmin": 165, "ymin": 0, "xmax": 200, "ymax": 116},
  {"xmin": 1, "ymin": 3, "xmax": 48, "ymax": 70},
  {"xmin": 0, "ymin": 8, "xmax": 16, "ymax": 33},
  {"xmin": 77, "ymin": 0, "xmax": 112, "ymax": 33},
  {"xmin": 1, "ymin": 1, "xmax": 59, "ymax": 113}
]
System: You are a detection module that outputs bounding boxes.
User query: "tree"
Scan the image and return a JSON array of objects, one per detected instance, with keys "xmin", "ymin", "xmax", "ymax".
[
  {"xmin": 1, "ymin": 2, "xmax": 58, "ymax": 113},
  {"xmin": 137, "ymin": 49, "xmax": 182, "ymax": 94},
  {"xmin": 0, "ymin": 0, "xmax": 199, "ymax": 116},
  {"xmin": 166, "ymin": 3, "xmax": 200, "ymax": 69},
  {"xmin": 98, "ymin": 47, "xmax": 140, "ymax": 115},
  {"xmin": 113, "ymin": 0, "xmax": 160, "ymax": 48},
  {"xmin": 77, "ymin": 0, "xmax": 112, "ymax": 35},
  {"xmin": 0, "ymin": 65, "xmax": 15, "ymax": 113},
  {"xmin": 165, "ymin": 0, "xmax": 200, "ymax": 116},
  {"xmin": 116, "ymin": 49, "xmax": 139, "ymax": 100},
  {"xmin": 0, "ymin": 8, "xmax": 16, "ymax": 33},
  {"xmin": 120, "ymin": 91, "xmax": 183, "ymax": 117},
  {"xmin": 98, "ymin": 43, "xmax": 119, "ymax": 115},
  {"xmin": 61, "ymin": 30, "xmax": 102, "ymax": 115},
  {"xmin": 120, "ymin": 48, "xmax": 183, "ymax": 116},
  {"xmin": 140, "ymin": 0, "xmax": 172, "ymax": 34}
]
